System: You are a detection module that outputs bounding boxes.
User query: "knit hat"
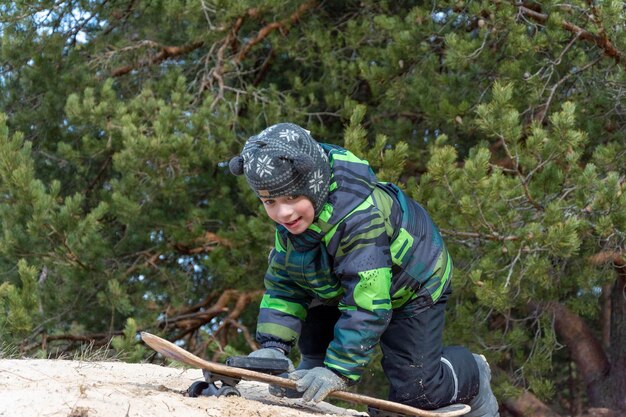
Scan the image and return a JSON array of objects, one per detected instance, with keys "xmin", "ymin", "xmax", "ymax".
[{"xmin": 229, "ymin": 123, "xmax": 331, "ymax": 216}]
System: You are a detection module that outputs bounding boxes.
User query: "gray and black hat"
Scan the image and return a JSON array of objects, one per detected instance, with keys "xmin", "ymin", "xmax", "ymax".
[{"xmin": 229, "ymin": 123, "xmax": 331, "ymax": 216}]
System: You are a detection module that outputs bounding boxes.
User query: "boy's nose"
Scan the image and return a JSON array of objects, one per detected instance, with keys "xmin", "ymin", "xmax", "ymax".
[{"xmin": 277, "ymin": 203, "xmax": 293, "ymax": 219}]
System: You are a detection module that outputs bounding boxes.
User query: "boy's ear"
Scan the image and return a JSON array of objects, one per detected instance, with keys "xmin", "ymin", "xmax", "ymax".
[{"xmin": 229, "ymin": 155, "xmax": 245, "ymax": 175}]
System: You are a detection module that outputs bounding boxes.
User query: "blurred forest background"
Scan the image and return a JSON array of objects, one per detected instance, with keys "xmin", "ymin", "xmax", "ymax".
[{"xmin": 1, "ymin": 1, "xmax": 625, "ymax": 416}]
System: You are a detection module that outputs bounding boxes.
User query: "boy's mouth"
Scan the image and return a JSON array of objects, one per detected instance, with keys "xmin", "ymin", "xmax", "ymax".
[{"xmin": 283, "ymin": 217, "xmax": 302, "ymax": 228}]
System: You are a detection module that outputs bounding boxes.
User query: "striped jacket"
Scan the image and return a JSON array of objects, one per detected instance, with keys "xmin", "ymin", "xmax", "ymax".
[{"xmin": 256, "ymin": 144, "xmax": 452, "ymax": 381}]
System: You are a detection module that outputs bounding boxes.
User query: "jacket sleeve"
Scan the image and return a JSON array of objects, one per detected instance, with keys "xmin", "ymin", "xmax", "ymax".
[
  {"xmin": 256, "ymin": 234, "xmax": 312, "ymax": 353},
  {"xmin": 323, "ymin": 206, "xmax": 393, "ymax": 382}
]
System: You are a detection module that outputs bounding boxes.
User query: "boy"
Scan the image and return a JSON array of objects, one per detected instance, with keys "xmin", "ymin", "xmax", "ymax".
[{"xmin": 228, "ymin": 123, "xmax": 498, "ymax": 416}]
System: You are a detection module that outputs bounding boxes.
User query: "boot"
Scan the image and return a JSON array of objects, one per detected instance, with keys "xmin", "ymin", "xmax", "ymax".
[{"xmin": 465, "ymin": 354, "xmax": 499, "ymax": 417}]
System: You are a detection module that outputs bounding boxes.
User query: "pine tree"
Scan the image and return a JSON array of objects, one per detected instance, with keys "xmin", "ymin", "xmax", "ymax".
[{"xmin": 1, "ymin": 1, "xmax": 625, "ymax": 414}]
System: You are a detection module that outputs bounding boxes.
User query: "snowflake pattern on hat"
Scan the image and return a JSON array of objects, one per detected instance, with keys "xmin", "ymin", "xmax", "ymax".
[
  {"xmin": 279, "ymin": 129, "xmax": 299, "ymax": 142},
  {"xmin": 319, "ymin": 146, "xmax": 329, "ymax": 162},
  {"xmin": 309, "ymin": 169, "xmax": 325, "ymax": 194},
  {"xmin": 243, "ymin": 152, "xmax": 253, "ymax": 173},
  {"xmin": 256, "ymin": 155, "xmax": 275, "ymax": 178},
  {"xmin": 233, "ymin": 122, "xmax": 331, "ymax": 216}
]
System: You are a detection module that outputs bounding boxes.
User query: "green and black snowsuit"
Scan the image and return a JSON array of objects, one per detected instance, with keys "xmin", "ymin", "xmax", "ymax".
[{"xmin": 256, "ymin": 144, "xmax": 479, "ymax": 408}]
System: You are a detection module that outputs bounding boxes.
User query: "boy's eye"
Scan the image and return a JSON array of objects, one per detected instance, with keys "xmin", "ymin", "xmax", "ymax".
[
  {"xmin": 262, "ymin": 199, "xmax": 274, "ymax": 205},
  {"xmin": 287, "ymin": 195, "xmax": 299, "ymax": 201}
]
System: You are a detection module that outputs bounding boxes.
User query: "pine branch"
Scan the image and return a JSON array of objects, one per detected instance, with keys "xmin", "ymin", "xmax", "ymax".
[
  {"xmin": 517, "ymin": 4, "xmax": 625, "ymax": 69},
  {"xmin": 201, "ymin": 0, "xmax": 317, "ymax": 108},
  {"xmin": 44, "ymin": 331, "xmax": 122, "ymax": 343},
  {"xmin": 214, "ymin": 318, "xmax": 258, "ymax": 352},
  {"xmin": 253, "ymin": 48, "xmax": 276, "ymax": 86},
  {"xmin": 101, "ymin": 0, "xmax": 138, "ymax": 36},
  {"xmin": 498, "ymin": 134, "xmax": 543, "ymax": 210},
  {"xmin": 233, "ymin": 0, "xmax": 318, "ymax": 64},
  {"xmin": 111, "ymin": 40, "xmax": 205, "ymax": 77},
  {"xmin": 589, "ymin": 251, "xmax": 626, "ymax": 271},
  {"xmin": 172, "ymin": 231, "xmax": 233, "ymax": 255},
  {"xmin": 159, "ymin": 289, "xmax": 262, "ymax": 330},
  {"xmin": 123, "ymin": 232, "xmax": 232, "ymax": 277},
  {"xmin": 534, "ymin": 56, "xmax": 603, "ymax": 124},
  {"xmin": 85, "ymin": 154, "xmax": 112, "ymax": 196},
  {"xmin": 440, "ymin": 229, "xmax": 520, "ymax": 242},
  {"xmin": 549, "ymin": 302, "xmax": 610, "ymax": 383}
]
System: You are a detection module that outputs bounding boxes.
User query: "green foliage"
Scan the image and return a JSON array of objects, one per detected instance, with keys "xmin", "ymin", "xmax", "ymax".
[
  {"xmin": 0, "ymin": 260, "xmax": 40, "ymax": 342},
  {"xmin": 98, "ymin": 280, "xmax": 134, "ymax": 316},
  {"xmin": 417, "ymin": 82, "xmax": 625, "ymax": 404},
  {"xmin": 344, "ymin": 105, "xmax": 408, "ymax": 183},
  {"xmin": 111, "ymin": 318, "xmax": 146, "ymax": 363}
]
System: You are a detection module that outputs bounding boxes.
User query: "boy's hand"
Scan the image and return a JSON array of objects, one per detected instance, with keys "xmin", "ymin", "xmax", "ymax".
[{"xmin": 289, "ymin": 366, "xmax": 347, "ymax": 403}]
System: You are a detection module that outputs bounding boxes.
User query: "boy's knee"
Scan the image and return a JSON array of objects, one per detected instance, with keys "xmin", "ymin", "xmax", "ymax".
[
  {"xmin": 389, "ymin": 349, "xmax": 477, "ymax": 409},
  {"xmin": 389, "ymin": 375, "xmax": 448, "ymax": 410}
]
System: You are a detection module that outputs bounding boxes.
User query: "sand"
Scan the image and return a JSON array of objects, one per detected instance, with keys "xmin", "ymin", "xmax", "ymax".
[{"xmin": 0, "ymin": 359, "xmax": 368, "ymax": 417}]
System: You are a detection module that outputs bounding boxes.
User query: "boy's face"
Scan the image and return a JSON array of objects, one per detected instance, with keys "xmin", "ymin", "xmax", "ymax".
[{"xmin": 260, "ymin": 195, "xmax": 315, "ymax": 234}]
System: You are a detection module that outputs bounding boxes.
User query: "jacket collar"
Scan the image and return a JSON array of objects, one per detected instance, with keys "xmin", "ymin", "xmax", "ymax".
[{"xmin": 280, "ymin": 144, "xmax": 378, "ymax": 251}]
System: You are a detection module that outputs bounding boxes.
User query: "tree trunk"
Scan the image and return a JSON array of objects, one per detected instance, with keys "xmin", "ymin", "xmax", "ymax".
[
  {"xmin": 546, "ymin": 302, "xmax": 610, "ymax": 405},
  {"xmin": 593, "ymin": 259, "xmax": 626, "ymax": 411},
  {"xmin": 517, "ymin": 267, "xmax": 625, "ymax": 417},
  {"xmin": 547, "ymin": 255, "xmax": 626, "ymax": 413},
  {"xmin": 503, "ymin": 391, "xmax": 561, "ymax": 417}
]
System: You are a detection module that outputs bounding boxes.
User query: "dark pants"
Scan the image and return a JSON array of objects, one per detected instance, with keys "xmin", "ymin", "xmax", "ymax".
[{"xmin": 298, "ymin": 286, "xmax": 479, "ymax": 409}]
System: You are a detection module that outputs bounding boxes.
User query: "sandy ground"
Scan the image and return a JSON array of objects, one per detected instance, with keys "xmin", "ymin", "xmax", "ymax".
[{"xmin": 0, "ymin": 359, "xmax": 368, "ymax": 417}]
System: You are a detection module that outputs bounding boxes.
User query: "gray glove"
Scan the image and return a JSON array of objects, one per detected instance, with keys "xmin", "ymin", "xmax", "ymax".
[
  {"xmin": 289, "ymin": 366, "xmax": 347, "ymax": 403},
  {"xmin": 248, "ymin": 348, "xmax": 296, "ymax": 397}
]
